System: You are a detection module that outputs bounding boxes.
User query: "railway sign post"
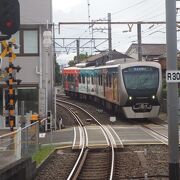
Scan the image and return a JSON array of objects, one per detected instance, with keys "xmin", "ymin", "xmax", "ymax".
[
  {"xmin": 166, "ymin": 70, "xmax": 180, "ymax": 83},
  {"xmin": 166, "ymin": 0, "xmax": 179, "ymax": 179}
]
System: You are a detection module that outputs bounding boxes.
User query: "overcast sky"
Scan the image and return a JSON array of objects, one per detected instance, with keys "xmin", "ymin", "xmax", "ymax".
[{"xmin": 52, "ymin": 0, "xmax": 180, "ymax": 65}]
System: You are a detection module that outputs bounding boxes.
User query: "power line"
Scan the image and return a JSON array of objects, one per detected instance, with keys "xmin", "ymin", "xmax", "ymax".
[{"xmin": 112, "ymin": 0, "xmax": 148, "ymax": 16}]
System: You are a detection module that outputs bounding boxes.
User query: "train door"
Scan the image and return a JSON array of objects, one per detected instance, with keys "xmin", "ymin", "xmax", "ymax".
[
  {"xmin": 113, "ymin": 73, "xmax": 118, "ymax": 101},
  {"xmin": 86, "ymin": 75, "xmax": 89, "ymax": 93},
  {"xmin": 103, "ymin": 73, "xmax": 106, "ymax": 97},
  {"xmin": 95, "ymin": 70, "xmax": 99, "ymax": 95}
]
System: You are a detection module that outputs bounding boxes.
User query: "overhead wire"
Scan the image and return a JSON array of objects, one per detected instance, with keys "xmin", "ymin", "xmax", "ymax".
[{"xmin": 111, "ymin": 0, "xmax": 148, "ymax": 16}]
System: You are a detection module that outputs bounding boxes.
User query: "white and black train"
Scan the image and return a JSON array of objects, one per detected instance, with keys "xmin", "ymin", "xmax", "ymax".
[{"xmin": 62, "ymin": 61, "xmax": 162, "ymax": 119}]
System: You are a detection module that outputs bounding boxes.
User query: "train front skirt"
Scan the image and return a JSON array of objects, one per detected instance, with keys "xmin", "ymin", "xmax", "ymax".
[{"xmin": 123, "ymin": 106, "xmax": 160, "ymax": 118}]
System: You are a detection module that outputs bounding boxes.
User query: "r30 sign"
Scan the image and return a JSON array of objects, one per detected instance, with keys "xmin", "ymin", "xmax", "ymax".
[{"xmin": 166, "ymin": 71, "xmax": 180, "ymax": 82}]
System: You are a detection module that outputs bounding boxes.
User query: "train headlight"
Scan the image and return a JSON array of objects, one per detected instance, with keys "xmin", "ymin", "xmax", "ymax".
[
  {"xmin": 152, "ymin": 95, "xmax": 155, "ymax": 99},
  {"xmin": 129, "ymin": 96, "xmax": 132, "ymax": 100}
]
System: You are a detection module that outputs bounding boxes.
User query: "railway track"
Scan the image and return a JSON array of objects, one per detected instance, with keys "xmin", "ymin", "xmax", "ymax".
[
  {"xmin": 36, "ymin": 95, "xmax": 171, "ymax": 179},
  {"xmin": 57, "ymin": 99, "xmax": 116, "ymax": 180}
]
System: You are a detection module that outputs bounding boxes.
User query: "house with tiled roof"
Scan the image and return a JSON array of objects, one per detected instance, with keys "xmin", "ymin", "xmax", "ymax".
[
  {"xmin": 85, "ymin": 50, "xmax": 134, "ymax": 66},
  {"xmin": 125, "ymin": 43, "xmax": 166, "ymax": 61}
]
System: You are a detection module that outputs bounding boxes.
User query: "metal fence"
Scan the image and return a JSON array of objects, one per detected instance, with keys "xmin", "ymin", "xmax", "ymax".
[
  {"xmin": 0, "ymin": 129, "xmax": 21, "ymax": 168},
  {"xmin": 21, "ymin": 122, "xmax": 39, "ymax": 157},
  {"xmin": 0, "ymin": 118, "xmax": 47, "ymax": 168}
]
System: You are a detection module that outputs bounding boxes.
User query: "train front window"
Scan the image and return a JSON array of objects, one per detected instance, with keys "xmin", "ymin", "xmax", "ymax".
[{"xmin": 122, "ymin": 66, "xmax": 159, "ymax": 96}]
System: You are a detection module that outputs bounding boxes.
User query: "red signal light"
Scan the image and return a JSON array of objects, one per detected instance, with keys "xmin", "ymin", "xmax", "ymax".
[
  {"xmin": 5, "ymin": 20, "xmax": 13, "ymax": 28},
  {"xmin": 0, "ymin": 0, "xmax": 20, "ymax": 36}
]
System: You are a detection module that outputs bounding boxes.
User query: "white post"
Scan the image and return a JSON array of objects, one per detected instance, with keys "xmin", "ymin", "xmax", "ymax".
[
  {"xmin": 43, "ymin": 31, "xmax": 52, "ymax": 116},
  {"xmin": 39, "ymin": 26, "xmax": 43, "ymax": 89},
  {"xmin": 45, "ymin": 50, "xmax": 48, "ymax": 116},
  {"xmin": 54, "ymin": 87, "xmax": 57, "ymax": 130},
  {"xmin": 15, "ymin": 128, "xmax": 21, "ymax": 160}
]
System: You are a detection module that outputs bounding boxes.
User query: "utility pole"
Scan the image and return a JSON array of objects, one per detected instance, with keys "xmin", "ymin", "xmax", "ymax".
[
  {"xmin": 137, "ymin": 22, "xmax": 142, "ymax": 61},
  {"xmin": 108, "ymin": 13, "xmax": 112, "ymax": 52},
  {"xmin": 76, "ymin": 39, "xmax": 80, "ymax": 63},
  {"xmin": 166, "ymin": 0, "xmax": 179, "ymax": 179},
  {"xmin": 108, "ymin": 13, "xmax": 112, "ymax": 60}
]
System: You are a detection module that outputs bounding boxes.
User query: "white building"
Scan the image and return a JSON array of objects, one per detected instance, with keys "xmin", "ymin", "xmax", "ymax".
[{"xmin": 0, "ymin": 0, "xmax": 53, "ymax": 129}]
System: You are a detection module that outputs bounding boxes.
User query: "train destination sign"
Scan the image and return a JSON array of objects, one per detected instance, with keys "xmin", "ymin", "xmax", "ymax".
[{"xmin": 166, "ymin": 70, "xmax": 180, "ymax": 82}]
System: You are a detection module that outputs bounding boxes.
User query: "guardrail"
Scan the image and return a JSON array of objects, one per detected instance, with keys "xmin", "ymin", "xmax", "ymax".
[{"xmin": 0, "ymin": 118, "xmax": 47, "ymax": 168}]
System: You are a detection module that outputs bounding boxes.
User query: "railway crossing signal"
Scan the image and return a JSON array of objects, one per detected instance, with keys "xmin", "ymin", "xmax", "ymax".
[
  {"xmin": 1, "ymin": 40, "xmax": 21, "ymax": 131},
  {"xmin": 0, "ymin": 0, "xmax": 20, "ymax": 37}
]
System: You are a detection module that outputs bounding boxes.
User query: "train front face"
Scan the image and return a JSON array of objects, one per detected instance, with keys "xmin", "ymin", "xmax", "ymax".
[{"xmin": 121, "ymin": 64, "xmax": 161, "ymax": 118}]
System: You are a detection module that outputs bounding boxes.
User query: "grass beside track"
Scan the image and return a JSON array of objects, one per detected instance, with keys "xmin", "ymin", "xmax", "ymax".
[{"xmin": 32, "ymin": 145, "xmax": 54, "ymax": 166}]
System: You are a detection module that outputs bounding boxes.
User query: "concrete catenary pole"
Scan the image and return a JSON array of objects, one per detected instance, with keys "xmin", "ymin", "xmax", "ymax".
[
  {"xmin": 108, "ymin": 13, "xmax": 112, "ymax": 60},
  {"xmin": 137, "ymin": 22, "xmax": 142, "ymax": 61},
  {"xmin": 108, "ymin": 13, "xmax": 112, "ymax": 52},
  {"xmin": 76, "ymin": 39, "xmax": 80, "ymax": 63},
  {"xmin": 166, "ymin": 0, "xmax": 179, "ymax": 179}
]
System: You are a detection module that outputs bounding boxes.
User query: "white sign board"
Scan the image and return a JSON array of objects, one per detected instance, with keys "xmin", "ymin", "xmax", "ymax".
[
  {"xmin": 110, "ymin": 116, "xmax": 116, "ymax": 122},
  {"xmin": 39, "ymin": 133, "xmax": 46, "ymax": 138},
  {"xmin": 166, "ymin": 70, "xmax": 180, "ymax": 83}
]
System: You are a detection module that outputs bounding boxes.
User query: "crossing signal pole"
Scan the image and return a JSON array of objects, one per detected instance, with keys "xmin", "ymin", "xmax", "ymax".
[
  {"xmin": 2, "ymin": 40, "xmax": 21, "ymax": 131},
  {"xmin": 0, "ymin": 0, "xmax": 20, "ymax": 131},
  {"xmin": 7, "ymin": 42, "xmax": 16, "ymax": 131}
]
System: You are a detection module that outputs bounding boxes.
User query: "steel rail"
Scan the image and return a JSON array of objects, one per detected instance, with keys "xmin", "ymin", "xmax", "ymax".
[
  {"xmin": 56, "ymin": 99, "xmax": 115, "ymax": 180},
  {"xmin": 56, "ymin": 102, "xmax": 88, "ymax": 180},
  {"xmin": 141, "ymin": 124, "xmax": 168, "ymax": 145}
]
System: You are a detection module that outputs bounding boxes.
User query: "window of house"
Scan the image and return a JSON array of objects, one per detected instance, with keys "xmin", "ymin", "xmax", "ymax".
[
  {"xmin": 18, "ymin": 88, "xmax": 38, "ymax": 115},
  {"xmin": 1, "ymin": 29, "xmax": 39, "ymax": 56},
  {"xmin": 23, "ymin": 30, "xmax": 38, "ymax": 54}
]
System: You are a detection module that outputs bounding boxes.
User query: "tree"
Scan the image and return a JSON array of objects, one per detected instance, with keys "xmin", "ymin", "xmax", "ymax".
[
  {"xmin": 68, "ymin": 60, "xmax": 76, "ymax": 67},
  {"xmin": 55, "ymin": 60, "xmax": 61, "ymax": 85},
  {"xmin": 68, "ymin": 53, "xmax": 90, "ymax": 66}
]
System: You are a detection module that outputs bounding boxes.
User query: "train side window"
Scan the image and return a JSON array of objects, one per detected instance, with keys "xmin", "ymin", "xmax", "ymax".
[
  {"xmin": 100, "ymin": 75, "xmax": 102, "ymax": 86},
  {"xmin": 98, "ymin": 75, "xmax": 100, "ymax": 85},
  {"xmin": 67, "ymin": 74, "xmax": 70, "ymax": 81},
  {"xmin": 72, "ymin": 75, "xmax": 74, "ymax": 82},
  {"xmin": 82, "ymin": 76, "xmax": 85, "ymax": 84},
  {"xmin": 79, "ymin": 75, "xmax": 81, "ymax": 83},
  {"xmin": 106, "ymin": 74, "xmax": 108, "ymax": 87},
  {"xmin": 70, "ymin": 75, "xmax": 72, "ymax": 82},
  {"xmin": 86, "ymin": 76, "xmax": 89, "ymax": 84},
  {"xmin": 91, "ymin": 76, "xmax": 94, "ymax": 85},
  {"xmin": 109, "ymin": 74, "xmax": 112, "ymax": 88}
]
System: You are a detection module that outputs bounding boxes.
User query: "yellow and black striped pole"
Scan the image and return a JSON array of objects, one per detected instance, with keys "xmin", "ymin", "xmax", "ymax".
[
  {"xmin": 7, "ymin": 41, "xmax": 16, "ymax": 131},
  {"xmin": 1, "ymin": 39, "xmax": 21, "ymax": 131}
]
